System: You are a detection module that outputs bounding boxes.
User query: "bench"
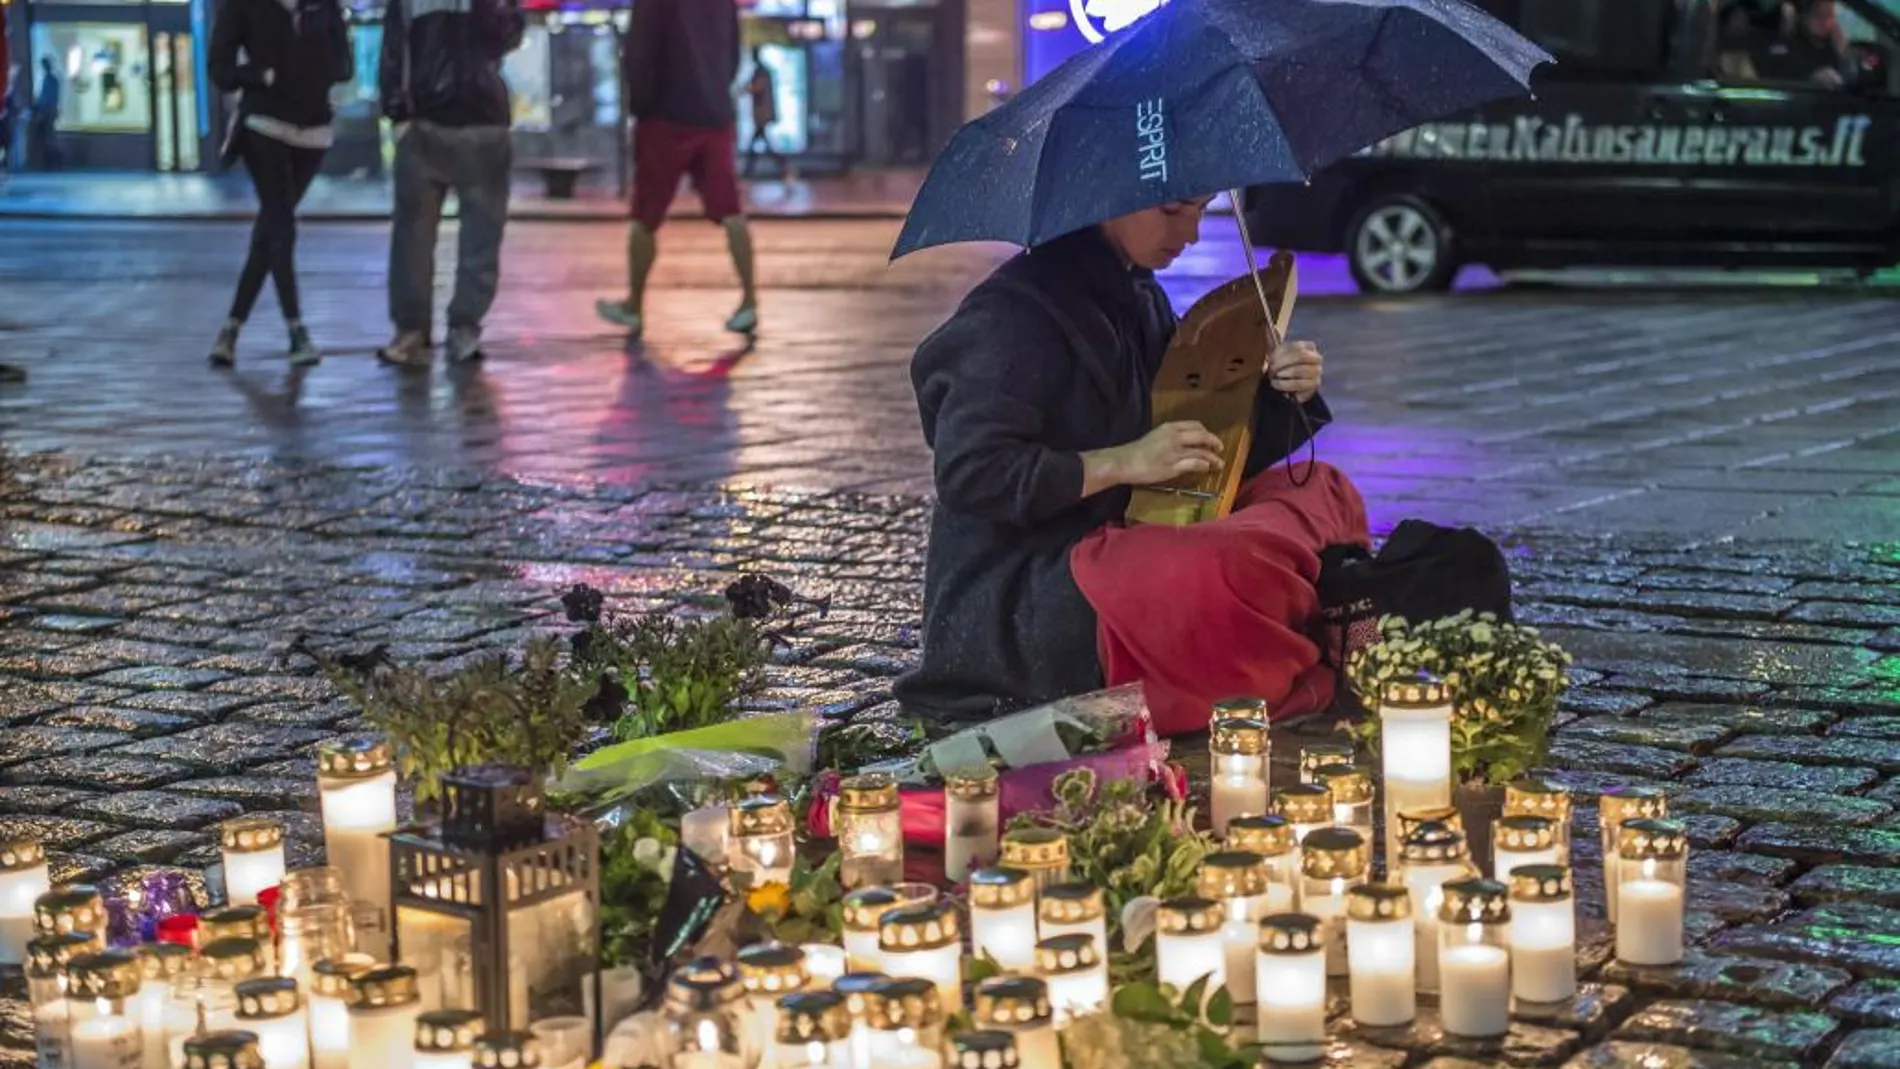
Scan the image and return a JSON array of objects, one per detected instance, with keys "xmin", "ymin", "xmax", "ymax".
[{"xmin": 518, "ymin": 156, "xmax": 599, "ymax": 199}]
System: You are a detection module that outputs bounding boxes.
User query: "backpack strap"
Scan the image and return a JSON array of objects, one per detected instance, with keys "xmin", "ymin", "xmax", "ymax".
[{"xmin": 985, "ymin": 275, "xmax": 1124, "ymax": 404}]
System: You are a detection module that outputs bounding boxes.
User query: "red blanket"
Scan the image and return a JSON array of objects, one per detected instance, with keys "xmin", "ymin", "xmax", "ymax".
[{"xmin": 1070, "ymin": 462, "xmax": 1370, "ymax": 736}]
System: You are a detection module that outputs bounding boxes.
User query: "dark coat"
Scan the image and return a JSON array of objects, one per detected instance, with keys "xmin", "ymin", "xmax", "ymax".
[
  {"xmin": 209, "ymin": 0, "xmax": 353, "ymax": 129},
  {"xmin": 377, "ymin": 0, "xmax": 523, "ymax": 127},
  {"xmin": 894, "ymin": 226, "xmax": 1332, "ymax": 723},
  {"xmin": 623, "ymin": 0, "xmax": 739, "ymax": 129}
]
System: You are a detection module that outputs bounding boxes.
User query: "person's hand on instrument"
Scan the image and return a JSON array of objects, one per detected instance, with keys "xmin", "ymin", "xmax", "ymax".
[
  {"xmin": 1268, "ymin": 340, "xmax": 1323, "ymax": 403},
  {"xmin": 1115, "ymin": 420, "xmax": 1226, "ymax": 485}
]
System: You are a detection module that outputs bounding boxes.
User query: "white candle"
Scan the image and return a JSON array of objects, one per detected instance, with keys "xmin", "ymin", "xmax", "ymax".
[
  {"xmin": 1508, "ymin": 865, "xmax": 1577, "ymax": 1004},
  {"xmin": 1345, "ymin": 887, "xmax": 1415, "ymax": 1028},
  {"xmin": 1034, "ymin": 936, "xmax": 1108, "ymax": 1024},
  {"xmin": 1272, "ymin": 786, "xmax": 1333, "ymax": 860},
  {"xmin": 1439, "ymin": 943, "xmax": 1511, "ymax": 1037},
  {"xmin": 1255, "ymin": 916, "xmax": 1327, "ymax": 1065},
  {"xmin": 681, "ymin": 805, "xmax": 732, "ymax": 867},
  {"xmin": 1492, "ymin": 817, "xmax": 1561, "ymax": 882},
  {"xmin": 219, "ymin": 817, "xmax": 288, "ymax": 908},
  {"xmin": 307, "ymin": 956, "xmax": 373, "ymax": 1069},
  {"xmin": 345, "ymin": 966, "xmax": 421, "ymax": 1066},
  {"xmin": 969, "ymin": 868, "xmax": 1038, "ymax": 973},
  {"xmin": 841, "ymin": 888, "xmax": 900, "ymax": 974},
  {"xmin": 249, "ymin": 1010, "xmax": 313, "ymax": 1069},
  {"xmin": 316, "ymin": 738, "xmax": 399, "ymax": 961},
  {"xmin": 131, "ymin": 978, "xmax": 171, "ymax": 1069},
  {"xmin": 837, "ymin": 774, "xmax": 905, "ymax": 891},
  {"xmin": 673, "ymin": 1054, "xmax": 747, "ymax": 1069},
  {"xmin": 800, "ymin": 945, "xmax": 847, "ymax": 989},
  {"xmin": 1036, "ymin": 884, "xmax": 1108, "ymax": 966},
  {"xmin": 415, "ymin": 1050, "xmax": 475, "ymax": 1069},
  {"xmin": 1600, "ymin": 789, "xmax": 1667, "ymax": 925},
  {"xmin": 1154, "ymin": 898, "xmax": 1226, "ymax": 995},
  {"xmin": 1379, "ymin": 673, "xmax": 1454, "ymax": 866},
  {"xmin": 731, "ymin": 796, "xmax": 797, "ymax": 887},
  {"xmin": 944, "ymin": 768, "xmax": 1000, "ymax": 884},
  {"xmin": 1397, "ymin": 821, "xmax": 1471, "ymax": 996},
  {"xmin": 0, "ymin": 842, "xmax": 51, "ymax": 966},
  {"xmin": 413, "ymin": 1008, "xmax": 483, "ymax": 1069},
  {"xmin": 973, "ymin": 977, "xmax": 1060, "ymax": 1069},
  {"xmin": 1211, "ymin": 774, "xmax": 1271, "ymax": 840},
  {"xmin": 1197, "ymin": 852, "xmax": 1272, "ymax": 1006},
  {"xmin": 71, "ymin": 1013, "xmax": 141, "ymax": 1069},
  {"xmin": 1616, "ymin": 877, "xmax": 1684, "ymax": 966},
  {"xmin": 1209, "ymin": 710, "xmax": 1271, "ymax": 838},
  {"xmin": 878, "ymin": 902, "xmax": 963, "ymax": 1012}
]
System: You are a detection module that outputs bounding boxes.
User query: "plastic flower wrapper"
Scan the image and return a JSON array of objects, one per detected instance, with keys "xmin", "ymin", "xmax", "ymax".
[{"xmin": 554, "ymin": 711, "xmax": 817, "ymax": 805}]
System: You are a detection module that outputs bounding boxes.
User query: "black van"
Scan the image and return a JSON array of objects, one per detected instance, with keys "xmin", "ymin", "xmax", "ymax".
[{"xmin": 1242, "ymin": 0, "xmax": 1900, "ymax": 293}]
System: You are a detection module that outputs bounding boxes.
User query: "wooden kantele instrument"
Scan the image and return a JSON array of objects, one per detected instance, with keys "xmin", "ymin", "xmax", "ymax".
[{"xmin": 1126, "ymin": 250, "xmax": 1299, "ymax": 526}]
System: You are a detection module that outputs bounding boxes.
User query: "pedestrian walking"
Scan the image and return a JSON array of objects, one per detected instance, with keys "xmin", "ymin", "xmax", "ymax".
[
  {"xmin": 743, "ymin": 48, "xmax": 788, "ymax": 181},
  {"xmin": 206, "ymin": 0, "xmax": 354, "ymax": 368},
  {"xmin": 1, "ymin": 68, "xmax": 18, "ymax": 185},
  {"xmin": 594, "ymin": 0, "xmax": 758, "ymax": 341},
  {"xmin": 30, "ymin": 57, "xmax": 60, "ymax": 170},
  {"xmin": 374, "ymin": 0, "xmax": 525, "ymax": 368}
]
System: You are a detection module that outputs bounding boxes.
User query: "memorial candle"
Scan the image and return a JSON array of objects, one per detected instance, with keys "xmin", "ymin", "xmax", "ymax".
[
  {"xmin": 473, "ymin": 1031, "xmax": 542, "ymax": 1069},
  {"xmin": 863, "ymin": 977, "xmax": 945, "ymax": 1069},
  {"xmin": 1271, "ymin": 786, "xmax": 1334, "ymax": 853},
  {"xmin": 999, "ymin": 830, "xmax": 1070, "ymax": 893},
  {"xmin": 344, "ymin": 965, "xmax": 423, "ymax": 1068},
  {"xmin": 841, "ymin": 888, "xmax": 901, "ymax": 974},
  {"xmin": 1035, "ymin": 884, "xmax": 1106, "ymax": 955},
  {"xmin": 184, "ymin": 1032, "xmax": 266, "ymax": 1069},
  {"xmin": 738, "ymin": 943, "xmax": 811, "ymax": 1056},
  {"xmin": 1226, "ymin": 816, "xmax": 1298, "ymax": 912},
  {"xmin": 943, "ymin": 767, "xmax": 1000, "ymax": 884},
  {"xmin": 1034, "ymin": 935, "xmax": 1106, "ymax": 1024},
  {"xmin": 66, "ymin": 948, "xmax": 144, "ymax": 1069},
  {"xmin": 836, "ymin": 774, "xmax": 905, "ymax": 892},
  {"xmin": 968, "ymin": 869, "xmax": 1038, "ymax": 973},
  {"xmin": 1298, "ymin": 741, "xmax": 1355, "ymax": 786},
  {"xmin": 306, "ymin": 956, "xmax": 374, "ymax": 1069},
  {"xmin": 201, "ymin": 906, "xmax": 276, "ymax": 976},
  {"xmin": 1208, "ymin": 704, "xmax": 1271, "ymax": 837},
  {"xmin": 1504, "ymin": 778, "xmax": 1573, "ymax": 865},
  {"xmin": 1314, "ymin": 764, "xmax": 1374, "ymax": 842},
  {"xmin": 1397, "ymin": 821, "xmax": 1474, "ymax": 995},
  {"xmin": 833, "ymin": 971, "xmax": 892, "ymax": 1069},
  {"xmin": 0, "ymin": 841, "xmax": 50, "ymax": 966},
  {"xmin": 1507, "ymin": 865, "xmax": 1576, "ymax": 1005},
  {"xmin": 772, "ymin": 991, "xmax": 849, "ymax": 1069},
  {"xmin": 1197, "ymin": 853, "xmax": 1271, "ymax": 1005},
  {"xmin": 236, "ymin": 976, "xmax": 311, "ymax": 1069},
  {"xmin": 1298, "ymin": 828, "xmax": 1369, "ymax": 977},
  {"xmin": 945, "ymin": 1031, "xmax": 1019, "ymax": 1069},
  {"xmin": 314, "ymin": 737, "xmax": 397, "ymax": 961},
  {"xmin": 731, "ymin": 796, "xmax": 798, "ymax": 888},
  {"xmin": 27, "ymin": 933, "xmax": 95, "ymax": 1069},
  {"xmin": 1379, "ymin": 672, "xmax": 1454, "ymax": 869},
  {"xmin": 1435, "ymin": 878, "xmax": 1511, "ymax": 1039},
  {"xmin": 1615, "ymin": 820, "xmax": 1688, "ymax": 967},
  {"xmin": 1154, "ymin": 898, "xmax": 1227, "ymax": 996},
  {"xmin": 1493, "ymin": 816, "xmax": 1562, "ymax": 881},
  {"xmin": 972, "ymin": 977, "xmax": 1059, "ymax": 1069},
  {"xmin": 663, "ymin": 958, "xmax": 754, "ymax": 1069},
  {"xmin": 680, "ymin": 806, "xmax": 732, "ymax": 870},
  {"xmin": 1255, "ymin": 915, "xmax": 1327, "ymax": 1065},
  {"xmin": 132, "ymin": 942, "xmax": 191, "ymax": 1069},
  {"xmin": 878, "ymin": 901, "xmax": 963, "ymax": 1012},
  {"xmin": 1346, "ymin": 885, "xmax": 1415, "ymax": 1027},
  {"xmin": 1599, "ymin": 787, "xmax": 1667, "ymax": 925},
  {"xmin": 35, "ymin": 885, "xmax": 110, "ymax": 944},
  {"xmin": 800, "ymin": 945, "xmax": 847, "ymax": 990},
  {"xmin": 219, "ymin": 817, "xmax": 288, "ymax": 908},
  {"xmin": 412, "ymin": 1008, "xmax": 483, "ymax": 1069}
]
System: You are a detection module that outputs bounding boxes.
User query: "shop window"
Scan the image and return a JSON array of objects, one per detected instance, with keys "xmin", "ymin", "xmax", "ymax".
[{"xmin": 31, "ymin": 22, "xmax": 154, "ymax": 132}]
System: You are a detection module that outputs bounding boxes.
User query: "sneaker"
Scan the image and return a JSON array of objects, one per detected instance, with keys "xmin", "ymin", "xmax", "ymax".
[
  {"xmin": 447, "ymin": 324, "xmax": 484, "ymax": 365},
  {"xmin": 376, "ymin": 330, "xmax": 432, "ymax": 368},
  {"xmin": 595, "ymin": 299, "xmax": 644, "ymax": 339},
  {"xmin": 287, "ymin": 322, "xmax": 321, "ymax": 368},
  {"xmin": 725, "ymin": 305, "xmax": 759, "ymax": 335},
  {"xmin": 209, "ymin": 319, "xmax": 241, "ymax": 368}
]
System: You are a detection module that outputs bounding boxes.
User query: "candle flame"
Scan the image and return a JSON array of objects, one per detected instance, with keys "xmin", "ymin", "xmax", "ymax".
[
  {"xmin": 1642, "ymin": 858, "xmax": 1658, "ymax": 879},
  {"xmin": 695, "ymin": 1019, "xmax": 720, "ymax": 1052}
]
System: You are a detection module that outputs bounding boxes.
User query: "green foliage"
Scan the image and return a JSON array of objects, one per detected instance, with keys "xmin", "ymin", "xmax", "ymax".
[
  {"xmin": 1059, "ymin": 979, "xmax": 1254, "ymax": 1069},
  {"xmin": 749, "ymin": 851, "xmax": 846, "ymax": 946},
  {"xmin": 577, "ymin": 610, "xmax": 773, "ymax": 741},
  {"xmin": 597, "ymin": 808, "xmax": 679, "ymax": 970},
  {"xmin": 1347, "ymin": 611, "xmax": 1573, "ymax": 786},
  {"xmin": 319, "ymin": 637, "xmax": 596, "ymax": 803}
]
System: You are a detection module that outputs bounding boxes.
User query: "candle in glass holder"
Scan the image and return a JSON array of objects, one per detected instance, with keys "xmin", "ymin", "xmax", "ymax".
[
  {"xmin": 1508, "ymin": 864, "xmax": 1576, "ymax": 1004},
  {"xmin": 202, "ymin": 905, "xmax": 277, "ymax": 976},
  {"xmin": 739, "ymin": 942, "xmax": 811, "ymax": 1056},
  {"xmin": 35, "ymin": 884, "xmax": 109, "ymax": 944},
  {"xmin": 1197, "ymin": 853, "xmax": 1270, "ymax": 1005},
  {"xmin": 185, "ymin": 1032, "xmax": 266, "ymax": 1069},
  {"xmin": 1394, "ymin": 806, "xmax": 1465, "ymax": 854},
  {"xmin": 473, "ymin": 1031, "xmax": 542, "ymax": 1069},
  {"xmin": 731, "ymin": 795, "xmax": 798, "ymax": 888},
  {"xmin": 1616, "ymin": 820, "xmax": 1688, "ymax": 967},
  {"xmin": 837, "ymin": 774, "xmax": 905, "ymax": 891},
  {"xmin": 1255, "ymin": 914, "xmax": 1326, "ymax": 1064},
  {"xmin": 0, "ymin": 841, "xmax": 50, "ymax": 965},
  {"xmin": 944, "ymin": 767, "xmax": 1001, "ymax": 884},
  {"xmin": 968, "ymin": 868, "xmax": 1038, "ymax": 973},
  {"xmin": 1435, "ymin": 878, "xmax": 1512, "ymax": 1038},
  {"xmin": 878, "ymin": 901, "xmax": 963, "ymax": 1012},
  {"xmin": 27, "ymin": 933, "xmax": 95, "ymax": 1069},
  {"xmin": 1154, "ymin": 897, "xmax": 1226, "ymax": 996},
  {"xmin": 1313, "ymin": 764, "xmax": 1374, "ymax": 842},
  {"xmin": 66, "ymin": 948, "xmax": 144, "ymax": 1069},
  {"xmin": 973, "ymin": 977, "xmax": 1059, "ymax": 1069},
  {"xmin": 1379, "ymin": 671, "xmax": 1454, "ymax": 869},
  {"xmin": 132, "ymin": 942, "xmax": 190, "ymax": 1069},
  {"xmin": 1297, "ymin": 827, "xmax": 1368, "ymax": 977},
  {"xmin": 1000, "ymin": 829, "xmax": 1070, "ymax": 893},
  {"xmin": 946, "ymin": 1030, "xmax": 1019, "ymax": 1069},
  {"xmin": 413, "ymin": 1008, "xmax": 482, "ymax": 1069},
  {"xmin": 345, "ymin": 965, "xmax": 423, "ymax": 1066},
  {"xmin": 841, "ymin": 888, "xmax": 900, "ymax": 974},
  {"xmin": 1505, "ymin": 778, "xmax": 1573, "ymax": 865},
  {"xmin": 1299, "ymin": 741, "xmax": 1356, "ymax": 785},
  {"xmin": 681, "ymin": 805, "xmax": 733, "ymax": 870},
  {"xmin": 1272, "ymin": 785, "xmax": 1334, "ymax": 851},
  {"xmin": 277, "ymin": 899, "xmax": 351, "ymax": 997},
  {"xmin": 1397, "ymin": 821, "xmax": 1474, "ymax": 995},
  {"xmin": 800, "ymin": 945, "xmax": 846, "ymax": 990},
  {"xmin": 1493, "ymin": 816, "xmax": 1562, "ymax": 881},
  {"xmin": 314, "ymin": 736, "xmax": 397, "ymax": 963},
  {"xmin": 307, "ymin": 955, "xmax": 374, "ymax": 1069},
  {"xmin": 1344, "ymin": 884, "xmax": 1415, "ymax": 1027},
  {"xmin": 1034, "ymin": 883, "xmax": 1102, "ymax": 948},
  {"xmin": 1208, "ymin": 704, "xmax": 1271, "ymax": 837},
  {"xmin": 1226, "ymin": 816, "xmax": 1298, "ymax": 911},
  {"xmin": 237, "ymin": 976, "xmax": 312, "ymax": 1069},
  {"xmin": 1034, "ymin": 935, "xmax": 1107, "ymax": 1024},
  {"xmin": 219, "ymin": 816, "xmax": 288, "ymax": 908},
  {"xmin": 195, "ymin": 935, "xmax": 269, "ymax": 1061},
  {"xmin": 773, "ymin": 990, "xmax": 848, "ymax": 1069},
  {"xmin": 864, "ymin": 977, "xmax": 945, "ymax": 1069},
  {"xmin": 1600, "ymin": 788, "xmax": 1668, "ymax": 925},
  {"xmin": 833, "ymin": 971, "xmax": 891, "ymax": 1069},
  {"xmin": 663, "ymin": 958, "xmax": 754, "ymax": 1069}
]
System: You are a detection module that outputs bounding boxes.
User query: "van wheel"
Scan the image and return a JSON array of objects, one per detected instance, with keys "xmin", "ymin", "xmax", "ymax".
[{"xmin": 1346, "ymin": 196, "xmax": 1457, "ymax": 295}]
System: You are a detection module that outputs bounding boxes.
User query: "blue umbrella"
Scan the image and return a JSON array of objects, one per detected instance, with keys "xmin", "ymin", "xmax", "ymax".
[{"xmin": 892, "ymin": 0, "xmax": 1552, "ymax": 259}]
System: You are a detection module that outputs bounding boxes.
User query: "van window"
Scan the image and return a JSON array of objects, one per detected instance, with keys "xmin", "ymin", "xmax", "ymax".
[{"xmin": 1517, "ymin": 0, "xmax": 1679, "ymax": 79}]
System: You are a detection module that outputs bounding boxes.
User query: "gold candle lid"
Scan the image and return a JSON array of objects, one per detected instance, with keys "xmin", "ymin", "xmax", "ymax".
[
  {"xmin": 1226, "ymin": 814, "xmax": 1294, "ymax": 857},
  {"xmin": 1496, "ymin": 815, "xmax": 1557, "ymax": 852},
  {"xmin": 134, "ymin": 941, "xmax": 193, "ymax": 981},
  {"xmin": 473, "ymin": 1032, "xmax": 542, "ymax": 1068},
  {"xmin": 1509, "ymin": 864, "xmax": 1574, "ymax": 904},
  {"xmin": 737, "ymin": 941, "xmax": 809, "ymax": 997},
  {"xmin": 415, "ymin": 1009, "xmax": 485, "ymax": 1053},
  {"xmin": 1212, "ymin": 696, "xmax": 1269, "ymax": 718},
  {"xmin": 1345, "ymin": 884, "xmax": 1412, "ymax": 922},
  {"xmin": 183, "ymin": 1032, "xmax": 264, "ymax": 1069},
  {"xmin": 945, "ymin": 766, "xmax": 1000, "ymax": 801},
  {"xmin": 731, "ymin": 795, "xmax": 795, "ymax": 838},
  {"xmin": 1258, "ymin": 914, "xmax": 1325, "ymax": 954},
  {"xmin": 1000, "ymin": 827, "xmax": 1068, "ymax": 868},
  {"xmin": 202, "ymin": 905, "xmax": 271, "ymax": 946},
  {"xmin": 947, "ymin": 1030, "xmax": 1021, "ymax": 1069},
  {"xmin": 878, "ymin": 900, "xmax": 960, "ymax": 953},
  {"xmin": 1038, "ymin": 882, "xmax": 1105, "ymax": 924},
  {"xmin": 199, "ymin": 937, "xmax": 267, "ymax": 983},
  {"xmin": 347, "ymin": 964, "xmax": 421, "ymax": 1010},
  {"xmin": 1396, "ymin": 806, "xmax": 1465, "ymax": 841},
  {"xmin": 1211, "ymin": 715, "xmax": 1269, "ymax": 756},
  {"xmin": 34, "ymin": 885, "xmax": 106, "ymax": 938},
  {"xmin": 1504, "ymin": 778, "xmax": 1572, "ymax": 820},
  {"xmin": 235, "ymin": 977, "xmax": 301, "ymax": 1020},
  {"xmin": 865, "ymin": 976, "xmax": 944, "ymax": 1031},
  {"xmin": 66, "ymin": 949, "xmax": 142, "ymax": 1000},
  {"xmin": 1601, "ymin": 787, "xmax": 1669, "ymax": 826},
  {"xmin": 1273, "ymin": 784, "xmax": 1333, "ymax": 826},
  {"xmin": 219, "ymin": 816, "xmax": 285, "ymax": 854},
  {"xmin": 1382, "ymin": 670, "xmax": 1451, "ymax": 707},
  {"xmin": 1299, "ymin": 741, "xmax": 1356, "ymax": 779},
  {"xmin": 842, "ymin": 887, "xmax": 903, "ymax": 931},
  {"xmin": 310, "ymin": 956, "xmax": 376, "ymax": 1000},
  {"xmin": 1299, "ymin": 827, "xmax": 1370, "ymax": 880},
  {"xmin": 1197, "ymin": 852, "xmax": 1269, "ymax": 900},
  {"xmin": 316, "ymin": 736, "xmax": 394, "ymax": 780},
  {"xmin": 968, "ymin": 868, "xmax": 1036, "ymax": 911},
  {"xmin": 839, "ymin": 772, "xmax": 901, "ymax": 812},
  {"xmin": 973, "ymin": 976, "xmax": 1051, "ymax": 1027},
  {"xmin": 1156, "ymin": 896, "xmax": 1224, "ymax": 935},
  {"xmin": 833, "ymin": 971, "xmax": 893, "ymax": 1017},
  {"xmin": 26, "ymin": 933, "xmax": 98, "ymax": 977},
  {"xmin": 1617, "ymin": 818, "xmax": 1689, "ymax": 861},
  {"xmin": 1438, "ymin": 877, "xmax": 1511, "ymax": 925},
  {"xmin": 0, "ymin": 840, "xmax": 46, "ymax": 872},
  {"xmin": 776, "ymin": 991, "xmax": 849, "ymax": 1045},
  {"xmin": 664, "ymin": 957, "xmax": 745, "ymax": 1014},
  {"xmin": 1313, "ymin": 764, "xmax": 1373, "ymax": 806},
  {"xmin": 1399, "ymin": 821, "xmax": 1469, "ymax": 865},
  {"xmin": 1034, "ymin": 933, "xmax": 1100, "ymax": 975}
]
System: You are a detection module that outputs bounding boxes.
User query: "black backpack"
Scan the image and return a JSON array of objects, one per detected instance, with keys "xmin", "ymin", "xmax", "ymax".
[{"xmin": 1317, "ymin": 520, "xmax": 1514, "ymax": 696}]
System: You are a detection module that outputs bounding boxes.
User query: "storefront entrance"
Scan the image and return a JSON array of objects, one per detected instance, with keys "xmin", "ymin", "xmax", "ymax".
[
  {"xmin": 847, "ymin": 0, "xmax": 961, "ymax": 167},
  {"xmin": 22, "ymin": 0, "xmax": 212, "ymax": 171}
]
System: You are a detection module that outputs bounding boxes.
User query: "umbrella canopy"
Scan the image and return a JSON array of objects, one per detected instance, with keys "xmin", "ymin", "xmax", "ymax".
[{"xmin": 892, "ymin": 0, "xmax": 1551, "ymax": 259}]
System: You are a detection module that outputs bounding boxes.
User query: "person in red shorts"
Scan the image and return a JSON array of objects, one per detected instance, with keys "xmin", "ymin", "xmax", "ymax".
[{"xmin": 596, "ymin": 0, "xmax": 758, "ymax": 341}]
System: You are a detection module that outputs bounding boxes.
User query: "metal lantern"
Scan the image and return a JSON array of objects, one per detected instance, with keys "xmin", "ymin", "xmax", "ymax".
[{"xmin": 389, "ymin": 764, "xmax": 601, "ymax": 1045}]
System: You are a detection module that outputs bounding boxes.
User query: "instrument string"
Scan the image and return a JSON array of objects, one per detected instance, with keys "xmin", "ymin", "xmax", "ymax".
[{"xmin": 1228, "ymin": 191, "xmax": 1318, "ymax": 489}]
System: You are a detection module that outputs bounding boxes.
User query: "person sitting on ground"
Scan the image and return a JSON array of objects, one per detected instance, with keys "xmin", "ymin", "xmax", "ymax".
[{"xmin": 892, "ymin": 200, "xmax": 1371, "ymax": 736}]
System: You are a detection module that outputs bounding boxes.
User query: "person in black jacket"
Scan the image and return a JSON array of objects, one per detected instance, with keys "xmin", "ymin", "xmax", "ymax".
[
  {"xmin": 207, "ymin": 0, "xmax": 353, "ymax": 368},
  {"xmin": 374, "ymin": 0, "xmax": 524, "ymax": 368}
]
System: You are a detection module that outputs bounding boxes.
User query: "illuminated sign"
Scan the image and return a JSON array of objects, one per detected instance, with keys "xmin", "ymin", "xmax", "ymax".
[{"xmin": 1068, "ymin": 0, "xmax": 1166, "ymax": 43}]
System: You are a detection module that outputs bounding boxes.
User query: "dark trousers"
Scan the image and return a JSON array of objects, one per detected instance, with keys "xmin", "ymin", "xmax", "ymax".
[
  {"xmin": 230, "ymin": 134, "xmax": 325, "ymax": 323},
  {"xmin": 744, "ymin": 125, "xmax": 785, "ymax": 177},
  {"xmin": 29, "ymin": 114, "xmax": 60, "ymax": 169}
]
